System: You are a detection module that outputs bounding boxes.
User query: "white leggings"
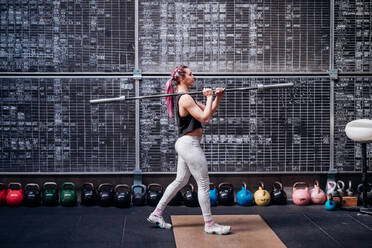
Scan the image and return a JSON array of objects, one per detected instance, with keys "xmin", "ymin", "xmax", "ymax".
[{"xmin": 156, "ymin": 135, "xmax": 213, "ymax": 222}]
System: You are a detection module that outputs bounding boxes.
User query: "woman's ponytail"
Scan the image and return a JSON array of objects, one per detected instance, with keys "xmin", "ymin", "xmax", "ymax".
[{"xmin": 165, "ymin": 78, "xmax": 175, "ymax": 119}]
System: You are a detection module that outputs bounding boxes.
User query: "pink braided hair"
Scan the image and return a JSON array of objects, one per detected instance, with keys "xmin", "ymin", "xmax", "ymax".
[{"xmin": 165, "ymin": 65, "xmax": 188, "ymax": 119}]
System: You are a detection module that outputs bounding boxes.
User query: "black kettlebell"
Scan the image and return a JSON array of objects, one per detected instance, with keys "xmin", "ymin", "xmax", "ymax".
[
  {"xmin": 357, "ymin": 183, "xmax": 372, "ymax": 205},
  {"xmin": 114, "ymin": 184, "xmax": 131, "ymax": 208},
  {"xmin": 42, "ymin": 182, "xmax": 59, "ymax": 206},
  {"xmin": 23, "ymin": 183, "xmax": 41, "ymax": 207},
  {"xmin": 183, "ymin": 183, "xmax": 199, "ymax": 207},
  {"xmin": 169, "ymin": 191, "xmax": 183, "ymax": 206},
  {"xmin": 218, "ymin": 182, "xmax": 235, "ymax": 206},
  {"xmin": 146, "ymin": 183, "xmax": 164, "ymax": 207},
  {"xmin": 131, "ymin": 184, "xmax": 147, "ymax": 206},
  {"xmin": 270, "ymin": 181, "xmax": 287, "ymax": 205},
  {"xmin": 97, "ymin": 183, "xmax": 114, "ymax": 207},
  {"xmin": 80, "ymin": 183, "xmax": 97, "ymax": 206}
]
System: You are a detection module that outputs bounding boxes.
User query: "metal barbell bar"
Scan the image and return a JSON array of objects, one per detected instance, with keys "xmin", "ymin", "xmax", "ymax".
[{"xmin": 89, "ymin": 82, "xmax": 294, "ymax": 104}]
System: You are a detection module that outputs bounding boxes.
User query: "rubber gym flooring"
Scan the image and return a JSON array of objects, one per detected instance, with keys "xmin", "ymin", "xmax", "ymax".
[{"xmin": 1, "ymin": 204, "xmax": 372, "ymax": 248}]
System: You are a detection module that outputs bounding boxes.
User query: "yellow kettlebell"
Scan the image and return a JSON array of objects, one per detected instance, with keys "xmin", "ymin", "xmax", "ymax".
[{"xmin": 254, "ymin": 181, "xmax": 271, "ymax": 206}]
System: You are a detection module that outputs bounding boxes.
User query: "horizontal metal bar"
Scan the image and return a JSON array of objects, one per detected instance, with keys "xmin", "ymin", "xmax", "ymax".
[
  {"xmin": 89, "ymin": 82, "xmax": 294, "ymax": 104},
  {"xmin": 1, "ymin": 71, "xmax": 371, "ymax": 78},
  {"xmin": 0, "ymin": 72, "xmax": 133, "ymax": 76},
  {"xmin": 0, "ymin": 171, "xmax": 369, "ymax": 175}
]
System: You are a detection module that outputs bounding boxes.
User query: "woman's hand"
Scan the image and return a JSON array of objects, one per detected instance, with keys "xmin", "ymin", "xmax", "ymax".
[
  {"xmin": 215, "ymin": 87, "xmax": 225, "ymax": 98},
  {"xmin": 203, "ymin": 88, "xmax": 214, "ymax": 97}
]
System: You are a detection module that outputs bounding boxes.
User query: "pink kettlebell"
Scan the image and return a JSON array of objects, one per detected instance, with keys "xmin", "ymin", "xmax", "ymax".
[
  {"xmin": 292, "ymin": 182, "xmax": 311, "ymax": 206},
  {"xmin": 310, "ymin": 180, "xmax": 326, "ymax": 204}
]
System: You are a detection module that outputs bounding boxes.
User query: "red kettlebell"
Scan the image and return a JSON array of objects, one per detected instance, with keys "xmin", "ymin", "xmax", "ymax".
[
  {"xmin": 292, "ymin": 182, "xmax": 311, "ymax": 206},
  {"xmin": 0, "ymin": 183, "xmax": 6, "ymax": 206},
  {"xmin": 310, "ymin": 180, "xmax": 326, "ymax": 204},
  {"xmin": 6, "ymin": 182, "xmax": 23, "ymax": 207}
]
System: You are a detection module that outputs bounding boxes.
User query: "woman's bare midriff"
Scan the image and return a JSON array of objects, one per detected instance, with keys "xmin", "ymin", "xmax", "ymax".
[{"xmin": 185, "ymin": 128, "xmax": 202, "ymax": 137}]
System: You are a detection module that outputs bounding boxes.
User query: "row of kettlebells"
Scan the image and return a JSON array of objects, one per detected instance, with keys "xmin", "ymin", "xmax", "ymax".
[{"xmin": 0, "ymin": 182, "xmax": 146, "ymax": 207}]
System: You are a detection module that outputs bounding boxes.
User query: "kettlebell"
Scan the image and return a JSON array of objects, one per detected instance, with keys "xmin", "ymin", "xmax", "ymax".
[
  {"xmin": 236, "ymin": 182, "xmax": 254, "ymax": 206},
  {"xmin": 6, "ymin": 182, "xmax": 23, "ymax": 207},
  {"xmin": 218, "ymin": 182, "xmax": 235, "ymax": 206},
  {"xmin": 357, "ymin": 183, "xmax": 372, "ymax": 205},
  {"xmin": 270, "ymin": 181, "xmax": 287, "ymax": 205},
  {"xmin": 0, "ymin": 183, "xmax": 6, "ymax": 206},
  {"xmin": 169, "ymin": 191, "xmax": 183, "ymax": 206},
  {"xmin": 336, "ymin": 180, "xmax": 345, "ymax": 197},
  {"xmin": 114, "ymin": 184, "xmax": 131, "ymax": 208},
  {"xmin": 146, "ymin": 183, "xmax": 164, "ymax": 207},
  {"xmin": 23, "ymin": 183, "xmax": 41, "ymax": 207},
  {"xmin": 292, "ymin": 182, "xmax": 311, "ymax": 206},
  {"xmin": 131, "ymin": 184, "xmax": 147, "ymax": 206},
  {"xmin": 326, "ymin": 181, "xmax": 337, "ymax": 196},
  {"xmin": 254, "ymin": 181, "xmax": 271, "ymax": 206},
  {"xmin": 325, "ymin": 194, "xmax": 337, "ymax": 211},
  {"xmin": 209, "ymin": 183, "xmax": 218, "ymax": 206},
  {"xmin": 42, "ymin": 182, "xmax": 59, "ymax": 206},
  {"xmin": 310, "ymin": 180, "xmax": 326, "ymax": 204},
  {"xmin": 183, "ymin": 183, "xmax": 199, "ymax": 207},
  {"xmin": 97, "ymin": 183, "xmax": 114, "ymax": 207},
  {"xmin": 60, "ymin": 182, "xmax": 77, "ymax": 207},
  {"xmin": 80, "ymin": 183, "xmax": 97, "ymax": 206},
  {"xmin": 346, "ymin": 180, "xmax": 354, "ymax": 196}
]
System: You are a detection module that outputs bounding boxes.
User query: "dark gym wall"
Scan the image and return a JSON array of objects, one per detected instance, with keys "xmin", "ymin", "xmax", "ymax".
[{"xmin": 0, "ymin": 0, "xmax": 371, "ymax": 174}]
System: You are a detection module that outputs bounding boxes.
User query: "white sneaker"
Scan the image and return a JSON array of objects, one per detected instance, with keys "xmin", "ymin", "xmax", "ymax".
[
  {"xmin": 147, "ymin": 213, "xmax": 172, "ymax": 229},
  {"xmin": 204, "ymin": 223, "xmax": 231, "ymax": 235}
]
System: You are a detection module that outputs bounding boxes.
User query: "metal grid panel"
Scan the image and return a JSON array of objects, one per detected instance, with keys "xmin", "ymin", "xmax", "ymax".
[
  {"xmin": 139, "ymin": 0, "xmax": 330, "ymax": 73},
  {"xmin": 139, "ymin": 77, "xmax": 330, "ymax": 173},
  {"xmin": 0, "ymin": 0, "xmax": 135, "ymax": 72},
  {"xmin": 335, "ymin": 0, "xmax": 372, "ymax": 72},
  {"xmin": 334, "ymin": 77, "xmax": 372, "ymax": 172},
  {"xmin": 0, "ymin": 78, "xmax": 136, "ymax": 172}
]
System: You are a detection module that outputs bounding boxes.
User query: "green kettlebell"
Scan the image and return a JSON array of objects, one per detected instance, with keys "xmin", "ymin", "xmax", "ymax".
[
  {"xmin": 42, "ymin": 182, "xmax": 59, "ymax": 206},
  {"xmin": 60, "ymin": 182, "xmax": 77, "ymax": 206}
]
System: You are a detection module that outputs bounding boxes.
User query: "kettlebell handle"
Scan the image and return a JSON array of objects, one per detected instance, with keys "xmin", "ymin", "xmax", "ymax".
[
  {"xmin": 242, "ymin": 181, "xmax": 247, "ymax": 189},
  {"xmin": 25, "ymin": 183, "xmax": 40, "ymax": 191},
  {"xmin": 43, "ymin": 182, "xmax": 57, "ymax": 188},
  {"xmin": 98, "ymin": 183, "xmax": 113, "ymax": 192},
  {"xmin": 8, "ymin": 182, "xmax": 22, "ymax": 189},
  {"xmin": 82, "ymin": 182, "xmax": 94, "ymax": 189},
  {"xmin": 209, "ymin": 183, "xmax": 216, "ymax": 190},
  {"xmin": 259, "ymin": 181, "xmax": 265, "ymax": 189},
  {"xmin": 218, "ymin": 182, "xmax": 233, "ymax": 189},
  {"xmin": 62, "ymin": 182, "xmax": 76, "ymax": 190},
  {"xmin": 293, "ymin": 182, "xmax": 308, "ymax": 191},
  {"xmin": 313, "ymin": 180, "xmax": 319, "ymax": 187},
  {"xmin": 327, "ymin": 181, "xmax": 337, "ymax": 193},
  {"xmin": 188, "ymin": 183, "xmax": 195, "ymax": 192},
  {"xmin": 115, "ymin": 184, "xmax": 130, "ymax": 192},
  {"xmin": 147, "ymin": 183, "xmax": 163, "ymax": 191},
  {"xmin": 337, "ymin": 180, "xmax": 345, "ymax": 190},
  {"xmin": 274, "ymin": 181, "xmax": 283, "ymax": 190},
  {"xmin": 131, "ymin": 184, "xmax": 146, "ymax": 193}
]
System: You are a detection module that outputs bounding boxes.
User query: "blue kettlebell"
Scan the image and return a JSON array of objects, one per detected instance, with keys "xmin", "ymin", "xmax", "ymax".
[
  {"xmin": 325, "ymin": 194, "xmax": 336, "ymax": 211},
  {"xmin": 209, "ymin": 183, "xmax": 218, "ymax": 206},
  {"xmin": 236, "ymin": 182, "xmax": 254, "ymax": 206}
]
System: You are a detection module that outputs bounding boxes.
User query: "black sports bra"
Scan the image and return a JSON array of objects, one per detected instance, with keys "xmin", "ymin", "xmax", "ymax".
[{"xmin": 174, "ymin": 95, "xmax": 202, "ymax": 136}]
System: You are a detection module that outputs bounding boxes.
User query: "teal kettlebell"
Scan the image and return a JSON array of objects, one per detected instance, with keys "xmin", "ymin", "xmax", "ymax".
[
  {"xmin": 209, "ymin": 183, "xmax": 218, "ymax": 206},
  {"xmin": 325, "ymin": 194, "xmax": 336, "ymax": 211},
  {"xmin": 236, "ymin": 182, "xmax": 254, "ymax": 206},
  {"xmin": 60, "ymin": 182, "xmax": 77, "ymax": 206}
]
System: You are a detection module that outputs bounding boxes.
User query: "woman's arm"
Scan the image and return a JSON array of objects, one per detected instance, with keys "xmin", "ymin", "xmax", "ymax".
[
  {"xmin": 179, "ymin": 90, "xmax": 214, "ymax": 124},
  {"xmin": 196, "ymin": 88, "xmax": 225, "ymax": 115}
]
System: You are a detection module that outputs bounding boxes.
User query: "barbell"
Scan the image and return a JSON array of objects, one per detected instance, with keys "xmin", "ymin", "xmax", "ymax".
[{"xmin": 89, "ymin": 82, "xmax": 294, "ymax": 104}]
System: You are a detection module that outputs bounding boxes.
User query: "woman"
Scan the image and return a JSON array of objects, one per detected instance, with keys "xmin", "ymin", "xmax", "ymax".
[{"xmin": 147, "ymin": 65, "xmax": 231, "ymax": 235}]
